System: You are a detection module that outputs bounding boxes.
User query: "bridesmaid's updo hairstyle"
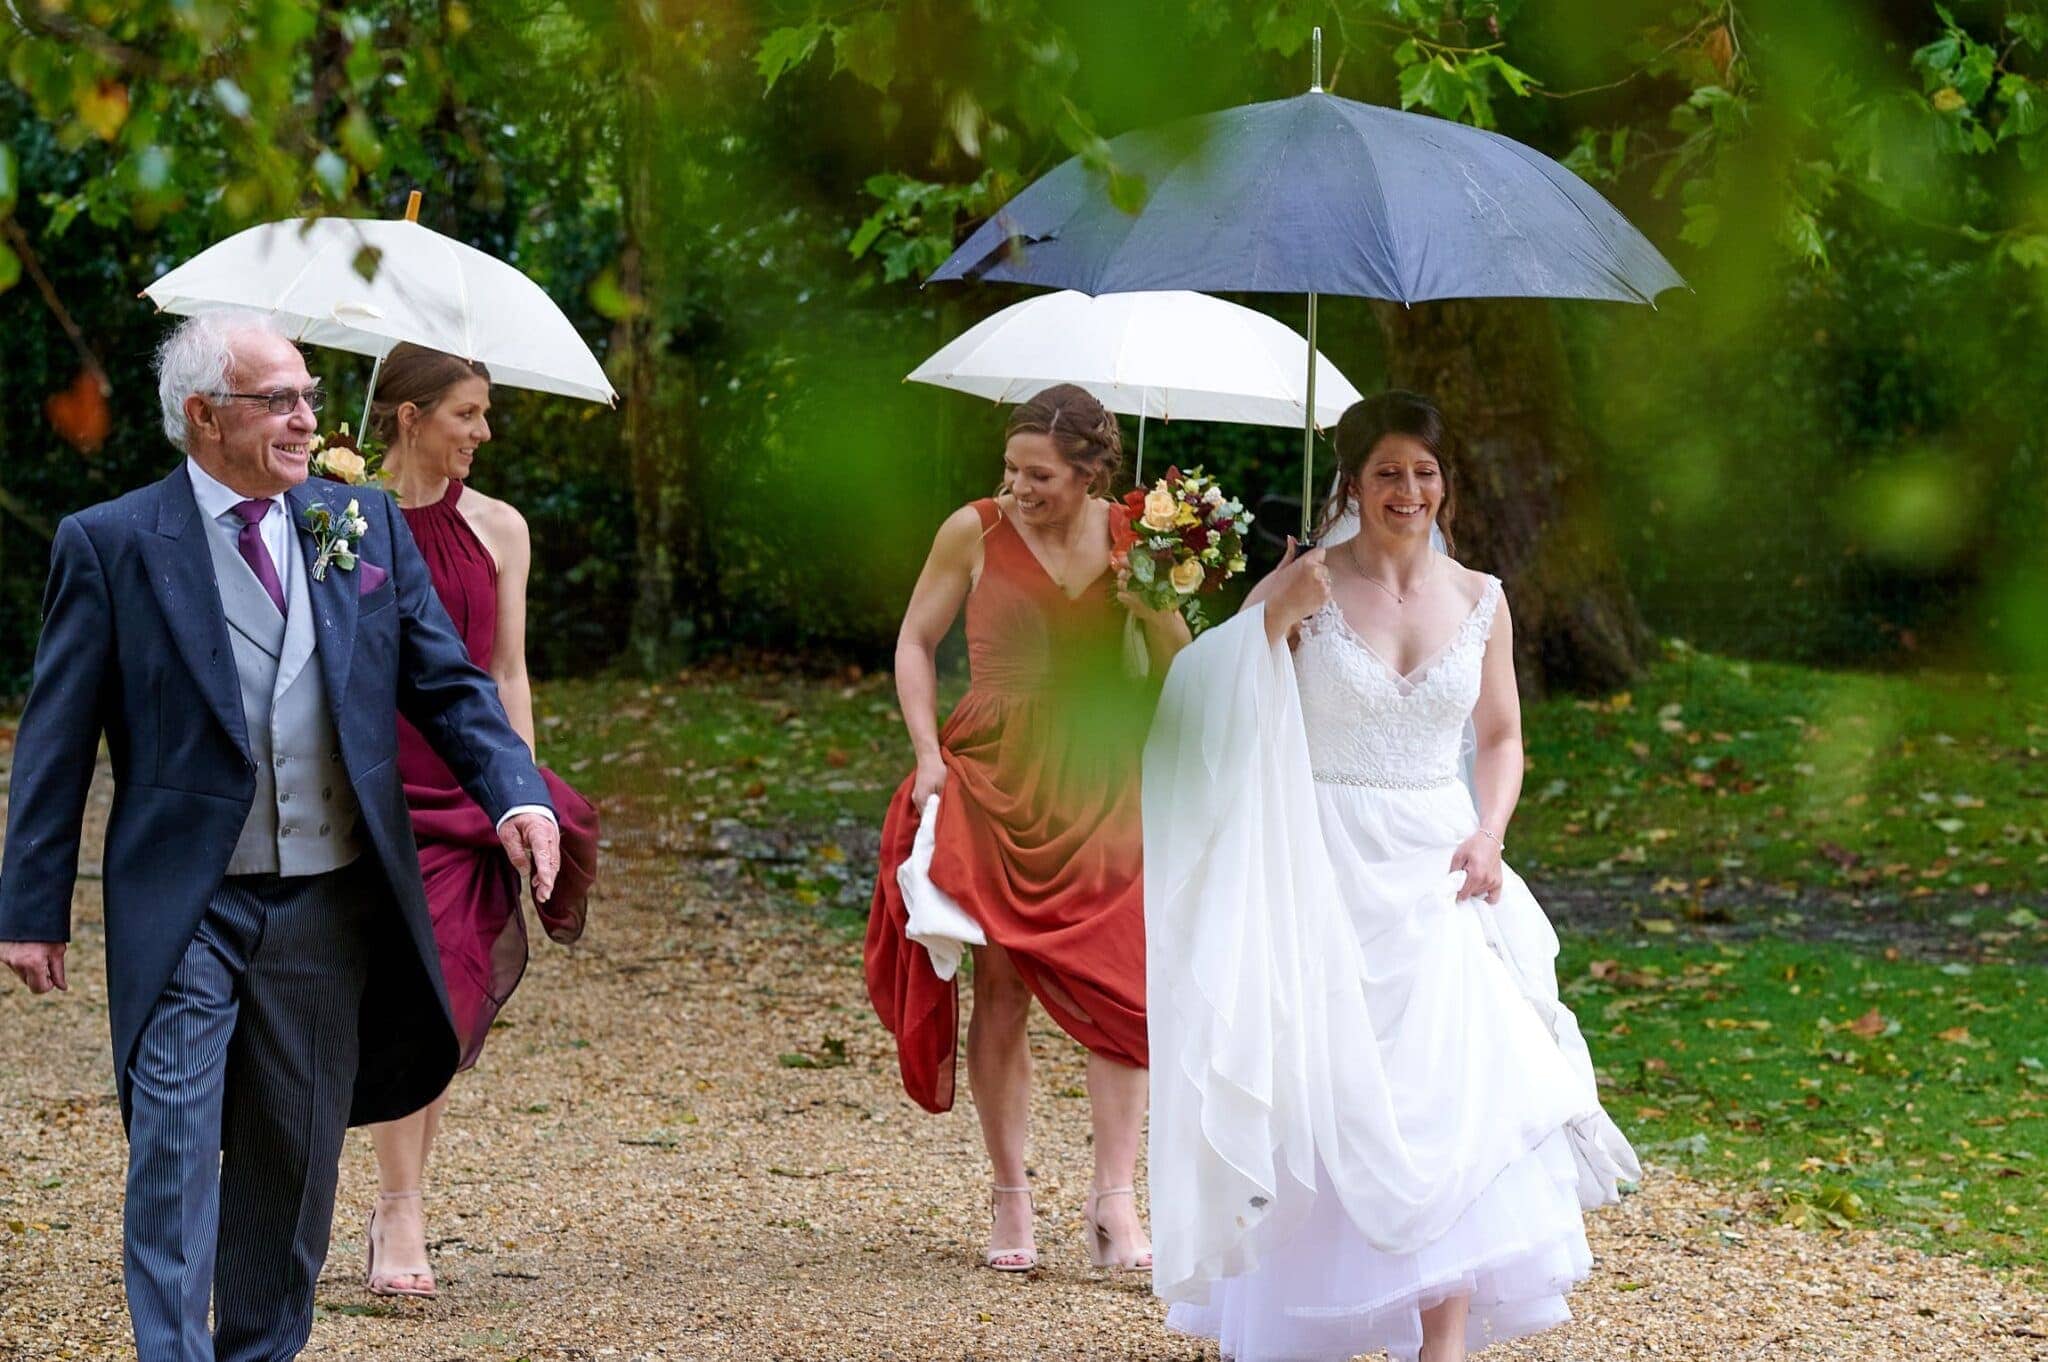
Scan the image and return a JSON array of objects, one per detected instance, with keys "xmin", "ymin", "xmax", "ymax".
[
  {"xmin": 1005, "ymin": 383, "xmax": 1124, "ymax": 497},
  {"xmin": 1321, "ymin": 390, "xmax": 1458, "ymax": 555},
  {"xmin": 368, "ymin": 342, "xmax": 491, "ymax": 448}
]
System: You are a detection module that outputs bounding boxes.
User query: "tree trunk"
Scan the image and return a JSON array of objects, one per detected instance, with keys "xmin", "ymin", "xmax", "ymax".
[
  {"xmin": 1371, "ymin": 298, "xmax": 1648, "ymax": 697},
  {"xmin": 618, "ymin": 0, "xmax": 706, "ymax": 674}
]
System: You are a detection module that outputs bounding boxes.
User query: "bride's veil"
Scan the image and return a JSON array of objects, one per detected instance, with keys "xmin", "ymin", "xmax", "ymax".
[{"xmin": 1315, "ymin": 494, "xmax": 1481, "ymax": 801}]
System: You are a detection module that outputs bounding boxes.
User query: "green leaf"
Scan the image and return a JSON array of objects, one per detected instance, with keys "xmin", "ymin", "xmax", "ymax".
[
  {"xmin": 832, "ymin": 13, "xmax": 896, "ymax": 93},
  {"xmin": 1254, "ymin": 4, "xmax": 1317, "ymax": 58},
  {"xmin": 1679, "ymin": 201, "xmax": 1721, "ymax": 248},
  {"xmin": 587, "ymin": 265, "xmax": 642, "ymax": 321},
  {"xmin": 1912, "ymin": 33, "xmax": 1962, "ymax": 87},
  {"xmin": 757, "ymin": 22, "xmax": 825, "ymax": 92},
  {"xmin": 1399, "ymin": 59, "xmax": 1470, "ymax": 120},
  {"xmin": 1997, "ymin": 75, "xmax": 2042, "ymax": 140},
  {"xmin": 847, "ymin": 209, "xmax": 888, "ymax": 260},
  {"xmin": 2006, "ymin": 234, "xmax": 2048, "ymax": 270},
  {"xmin": 1474, "ymin": 52, "xmax": 1536, "ymax": 99},
  {"xmin": 0, "ymin": 242, "xmax": 20, "ymax": 295},
  {"xmin": 1955, "ymin": 42, "xmax": 1997, "ymax": 105},
  {"xmin": 339, "ymin": 107, "xmax": 383, "ymax": 171},
  {"xmin": 0, "ymin": 144, "xmax": 15, "ymax": 217},
  {"xmin": 1780, "ymin": 208, "xmax": 1828, "ymax": 269}
]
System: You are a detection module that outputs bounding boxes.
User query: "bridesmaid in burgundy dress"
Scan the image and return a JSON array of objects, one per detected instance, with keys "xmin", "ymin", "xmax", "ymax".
[{"xmin": 358, "ymin": 343, "xmax": 599, "ymax": 1297}]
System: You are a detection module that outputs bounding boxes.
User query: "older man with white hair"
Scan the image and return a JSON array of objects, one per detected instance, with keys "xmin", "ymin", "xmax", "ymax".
[{"xmin": 0, "ymin": 311, "xmax": 560, "ymax": 1361}]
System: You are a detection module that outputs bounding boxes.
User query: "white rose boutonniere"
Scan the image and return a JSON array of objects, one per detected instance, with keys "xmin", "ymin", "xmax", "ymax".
[{"xmin": 303, "ymin": 498, "xmax": 370, "ymax": 582}]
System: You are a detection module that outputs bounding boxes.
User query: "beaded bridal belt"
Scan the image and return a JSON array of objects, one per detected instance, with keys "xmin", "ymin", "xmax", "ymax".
[{"xmin": 1312, "ymin": 770, "xmax": 1459, "ymax": 791}]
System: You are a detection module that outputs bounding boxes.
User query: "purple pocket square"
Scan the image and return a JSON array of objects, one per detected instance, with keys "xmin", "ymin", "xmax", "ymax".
[{"xmin": 358, "ymin": 561, "xmax": 389, "ymax": 595}]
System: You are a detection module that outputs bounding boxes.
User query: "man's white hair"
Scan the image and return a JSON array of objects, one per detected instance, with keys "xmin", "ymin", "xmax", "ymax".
[{"xmin": 155, "ymin": 310, "xmax": 294, "ymax": 450}]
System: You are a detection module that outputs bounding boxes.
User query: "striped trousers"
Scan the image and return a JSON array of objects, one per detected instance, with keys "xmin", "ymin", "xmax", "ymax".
[{"xmin": 123, "ymin": 861, "xmax": 373, "ymax": 1362}]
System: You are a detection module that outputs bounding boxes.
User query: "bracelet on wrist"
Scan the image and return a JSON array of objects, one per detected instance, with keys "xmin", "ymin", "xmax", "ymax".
[{"xmin": 1476, "ymin": 826, "xmax": 1504, "ymax": 847}]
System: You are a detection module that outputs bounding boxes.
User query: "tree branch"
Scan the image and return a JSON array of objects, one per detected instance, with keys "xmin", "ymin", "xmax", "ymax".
[
  {"xmin": 0, "ymin": 219, "xmax": 113, "ymax": 395},
  {"xmin": 0, "ymin": 480, "xmax": 54, "ymax": 542}
]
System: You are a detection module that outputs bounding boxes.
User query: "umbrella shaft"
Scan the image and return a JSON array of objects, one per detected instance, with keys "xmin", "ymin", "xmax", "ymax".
[
  {"xmin": 1300, "ymin": 291, "xmax": 1318, "ymax": 539},
  {"xmin": 360, "ymin": 353, "xmax": 386, "ymax": 441}
]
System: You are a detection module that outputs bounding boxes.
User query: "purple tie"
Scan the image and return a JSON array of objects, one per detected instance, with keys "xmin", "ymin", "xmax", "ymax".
[{"xmin": 231, "ymin": 498, "xmax": 288, "ymax": 617}]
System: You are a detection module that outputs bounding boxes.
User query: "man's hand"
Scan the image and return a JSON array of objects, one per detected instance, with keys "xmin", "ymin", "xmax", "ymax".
[
  {"xmin": 0, "ymin": 941, "xmax": 68, "ymax": 994},
  {"xmin": 499, "ymin": 813, "xmax": 560, "ymax": 905}
]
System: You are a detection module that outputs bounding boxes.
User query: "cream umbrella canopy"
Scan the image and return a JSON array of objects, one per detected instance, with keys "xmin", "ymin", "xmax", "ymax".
[
  {"xmin": 143, "ymin": 195, "xmax": 617, "ymax": 420},
  {"xmin": 908, "ymin": 289, "xmax": 1363, "ymax": 483}
]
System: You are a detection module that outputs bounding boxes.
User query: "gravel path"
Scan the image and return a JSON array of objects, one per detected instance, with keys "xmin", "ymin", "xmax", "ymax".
[{"xmin": 1, "ymin": 777, "xmax": 2044, "ymax": 1360}]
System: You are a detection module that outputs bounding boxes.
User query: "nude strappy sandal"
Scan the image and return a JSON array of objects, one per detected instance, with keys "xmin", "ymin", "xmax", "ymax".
[
  {"xmin": 364, "ymin": 1190, "xmax": 438, "ymax": 1298},
  {"xmin": 985, "ymin": 1184, "xmax": 1038, "ymax": 1272},
  {"xmin": 1082, "ymin": 1186, "xmax": 1153, "ymax": 1272}
]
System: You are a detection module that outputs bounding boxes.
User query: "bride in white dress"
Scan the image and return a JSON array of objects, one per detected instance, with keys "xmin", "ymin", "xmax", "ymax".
[{"xmin": 1143, "ymin": 392, "xmax": 1638, "ymax": 1362}]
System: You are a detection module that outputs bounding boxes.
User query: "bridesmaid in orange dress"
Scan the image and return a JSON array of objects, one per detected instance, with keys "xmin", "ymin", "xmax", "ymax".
[{"xmin": 868, "ymin": 384, "xmax": 1190, "ymax": 1273}]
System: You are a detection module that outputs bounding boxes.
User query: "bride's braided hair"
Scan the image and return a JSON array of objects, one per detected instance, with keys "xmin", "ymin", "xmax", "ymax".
[
  {"xmin": 1004, "ymin": 384, "xmax": 1124, "ymax": 496},
  {"xmin": 1319, "ymin": 390, "xmax": 1458, "ymax": 555}
]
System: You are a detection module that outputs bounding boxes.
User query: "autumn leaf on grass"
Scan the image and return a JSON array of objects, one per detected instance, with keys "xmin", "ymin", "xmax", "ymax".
[
  {"xmin": 1780, "ymin": 1184, "xmax": 1868, "ymax": 1231},
  {"xmin": 1846, "ymin": 1008, "xmax": 1890, "ymax": 1038}
]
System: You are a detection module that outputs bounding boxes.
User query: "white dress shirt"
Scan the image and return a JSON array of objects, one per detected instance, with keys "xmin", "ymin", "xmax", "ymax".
[{"xmin": 183, "ymin": 459, "xmax": 554, "ymax": 836}]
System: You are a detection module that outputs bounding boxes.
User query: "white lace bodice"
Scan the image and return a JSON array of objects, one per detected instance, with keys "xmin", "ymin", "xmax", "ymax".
[{"xmin": 1293, "ymin": 575, "xmax": 1502, "ymax": 789}]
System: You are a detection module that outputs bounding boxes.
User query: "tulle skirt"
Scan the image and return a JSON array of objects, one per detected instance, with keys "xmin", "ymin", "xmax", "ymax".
[{"xmin": 1164, "ymin": 780, "xmax": 1618, "ymax": 1362}]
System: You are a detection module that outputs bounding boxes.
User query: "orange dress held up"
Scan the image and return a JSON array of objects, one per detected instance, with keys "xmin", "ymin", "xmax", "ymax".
[{"xmin": 867, "ymin": 498, "xmax": 1152, "ymax": 1113}]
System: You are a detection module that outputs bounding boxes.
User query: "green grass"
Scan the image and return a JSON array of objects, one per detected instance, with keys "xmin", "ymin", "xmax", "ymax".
[
  {"xmin": 536, "ymin": 662, "xmax": 949, "ymax": 826},
  {"xmin": 1516, "ymin": 643, "xmax": 2048, "ymax": 910},
  {"xmin": 539, "ymin": 643, "xmax": 2048, "ymax": 918},
  {"xmin": 1561, "ymin": 933, "xmax": 2045, "ymax": 1277}
]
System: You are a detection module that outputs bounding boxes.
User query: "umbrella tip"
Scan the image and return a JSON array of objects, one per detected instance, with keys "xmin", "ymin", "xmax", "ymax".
[{"xmin": 404, "ymin": 190, "xmax": 422, "ymax": 224}]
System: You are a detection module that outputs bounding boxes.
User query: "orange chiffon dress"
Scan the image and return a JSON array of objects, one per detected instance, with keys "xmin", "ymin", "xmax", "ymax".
[{"xmin": 867, "ymin": 498, "xmax": 1152, "ymax": 1113}]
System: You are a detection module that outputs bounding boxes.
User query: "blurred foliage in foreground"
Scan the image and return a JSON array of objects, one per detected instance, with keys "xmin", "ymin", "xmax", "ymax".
[{"xmin": 1, "ymin": 0, "xmax": 2045, "ymax": 692}]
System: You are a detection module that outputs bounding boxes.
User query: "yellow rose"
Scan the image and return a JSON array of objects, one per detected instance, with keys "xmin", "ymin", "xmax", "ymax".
[
  {"xmin": 319, "ymin": 447, "xmax": 369, "ymax": 484},
  {"xmin": 1142, "ymin": 487, "xmax": 1179, "ymax": 531},
  {"xmin": 1169, "ymin": 558, "xmax": 1206, "ymax": 594}
]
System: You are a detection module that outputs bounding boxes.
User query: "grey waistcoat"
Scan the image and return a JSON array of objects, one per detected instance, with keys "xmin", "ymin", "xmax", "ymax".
[{"xmin": 202, "ymin": 509, "xmax": 364, "ymax": 877}]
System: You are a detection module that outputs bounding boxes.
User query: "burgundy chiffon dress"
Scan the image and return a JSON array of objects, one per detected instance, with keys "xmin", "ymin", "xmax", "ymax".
[{"xmin": 397, "ymin": 479, "xmax": 599, "ymax": 1070}]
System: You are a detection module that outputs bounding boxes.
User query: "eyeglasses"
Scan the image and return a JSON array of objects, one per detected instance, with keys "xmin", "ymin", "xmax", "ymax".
[{"xmin": 210, "ymin": 387, "xmax": 325, "ymax": 415}]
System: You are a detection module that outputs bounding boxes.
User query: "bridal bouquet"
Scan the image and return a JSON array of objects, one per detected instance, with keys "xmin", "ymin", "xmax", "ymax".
[
  {"xmin": 1112, "ymin": 465, "xmax": 1251, "ymax": 633},
  {"xmin": 308, "ymin": 424, "xmax": 379, "ymax": 485}
]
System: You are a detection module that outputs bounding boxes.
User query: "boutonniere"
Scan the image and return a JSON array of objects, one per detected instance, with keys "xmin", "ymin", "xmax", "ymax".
[{"xmin": 302, "ymin": 498, "xmax": 370, "ymax": 581}]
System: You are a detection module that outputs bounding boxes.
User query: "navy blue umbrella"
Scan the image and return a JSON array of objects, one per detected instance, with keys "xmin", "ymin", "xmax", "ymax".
[{"xmin": 930, "ymin": 32, "xmax": 1685, "ymax": 531}]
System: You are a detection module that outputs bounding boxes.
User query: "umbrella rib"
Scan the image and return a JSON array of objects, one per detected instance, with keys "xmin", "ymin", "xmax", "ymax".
[
  {"xmin": 271, "ymin": 223, "xmax": 360, "ymax": 327},
  {"xmin": 1492, "ymin": 132, "xmax": 1670, "ymax": 302},
  {"xmin": 1332, "ymin": 103, "xmax": 1414, "ymax": 304},
  {"xmin": 438, "ymin": 232, "xmax": 477, "ymax": 357}
]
